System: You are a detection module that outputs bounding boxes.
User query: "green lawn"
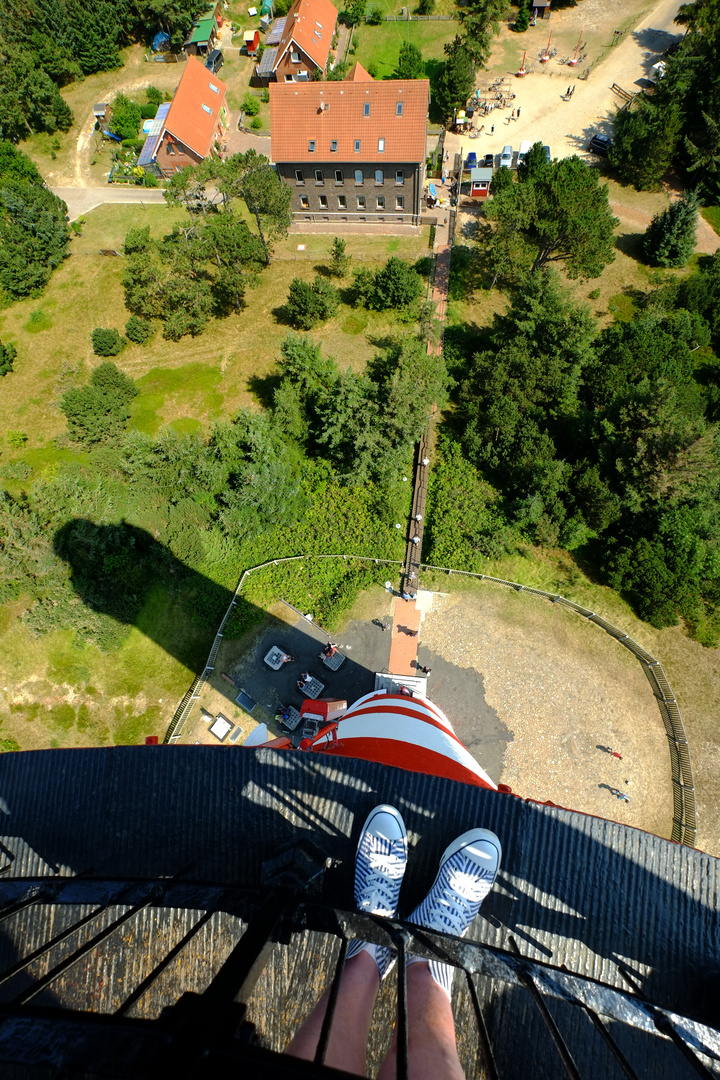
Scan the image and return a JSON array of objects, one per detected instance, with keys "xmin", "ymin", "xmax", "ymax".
[
  {"xmin": 701, "ymin": 205, "xmax": 720, "ymax": 237},
  {"xmin": 353, "ymin": 19, "xmax": 456, "ymax": 77}
]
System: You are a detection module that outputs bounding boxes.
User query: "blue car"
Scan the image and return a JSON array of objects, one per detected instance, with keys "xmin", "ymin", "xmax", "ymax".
[{"xmin": 466, "ymin": 151, "xmax": 477, "ymax": 169}]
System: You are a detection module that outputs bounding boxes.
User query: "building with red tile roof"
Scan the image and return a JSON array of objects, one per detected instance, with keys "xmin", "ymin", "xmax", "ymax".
[
  {"xmin": 270, "ymin": 78, "xmax": 430, "ymax": 225},
  {"xmin": 256, "ymin": 0, "xmax": 338, "ymax": 84},
  {"xmin": 149, "ymin": 56, "xmax": 229, "ymax": 178}
]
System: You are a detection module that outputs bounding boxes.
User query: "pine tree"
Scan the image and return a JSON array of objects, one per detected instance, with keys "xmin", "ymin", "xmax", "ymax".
[
  {"xmin": 514, "ymin": 0, "xmax": 530, "ymax": 33},
  {"xmin": 328, "ymin": 237, "xmax": 350, "ymax": 277},
  {"xmin": 643, "ymin": 192, "xmax": 698, "ymax": 267}
]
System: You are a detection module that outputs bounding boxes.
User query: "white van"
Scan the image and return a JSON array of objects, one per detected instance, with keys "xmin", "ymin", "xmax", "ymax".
[
  {"xmin": 517, "ymin": 140, "xmax": 532, "ymax": 165},
  {"xmin": 500, "ymin": 145, "xmax": 513, "ymax": 169}
]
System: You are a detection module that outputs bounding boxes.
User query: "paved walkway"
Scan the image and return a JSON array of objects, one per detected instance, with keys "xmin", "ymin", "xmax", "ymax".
[{"xmin": 51, "ymin": 185, "xmax": 167, "ymax": 220}]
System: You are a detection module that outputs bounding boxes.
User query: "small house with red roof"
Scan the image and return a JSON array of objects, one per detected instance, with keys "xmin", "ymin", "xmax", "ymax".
[
  {"xmin": 144, "ymin": 56, "xmax": 229, "ymax": 178},
  {"xmin": 270, "ymin": 77, "xmax": 430, "ymax": 225},
  {"xmin": 255, "ymin": 0, "xmax": 338, "ymax": 84}
]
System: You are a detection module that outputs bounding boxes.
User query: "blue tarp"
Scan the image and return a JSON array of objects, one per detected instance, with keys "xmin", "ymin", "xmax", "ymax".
[
  {"xmin": 152, "ymin": 30, "xmax": 170, "ymax": 51},
  {"xmin": 428, "ymin": 183, "xmax": 437, "ymax": 198}
]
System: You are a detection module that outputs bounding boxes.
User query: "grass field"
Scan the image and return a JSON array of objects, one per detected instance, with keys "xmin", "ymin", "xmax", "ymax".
[
  {"xmin": 353, "ymin": 19, "xmax": 455, "ymax": 77},
  {"xmin": 701, "ymin": 205, "xmax": 720, "ymax": 237}
]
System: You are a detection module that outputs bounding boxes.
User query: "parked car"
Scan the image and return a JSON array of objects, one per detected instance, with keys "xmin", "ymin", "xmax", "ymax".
[
  {"xmin": 500, "ymin": 145, "xmax": 513, "ymax": 168},
  {"xmin": 466, "ymin": 151, "xmax": 477, "ymax": 170},
  {"xmin": 588, "ymin": 133, "xmax": 612, "ymax": 155},
  {"xmin": 517, "ymin": 140, "xmax": 532, "ymax": 165},
  {"xmin": 483, "ymin": 152, "xmax": 494, "ymax": 168},
  {"xmin": 206, "ymin": 49, "xmax": 224, "ymax": 73}
]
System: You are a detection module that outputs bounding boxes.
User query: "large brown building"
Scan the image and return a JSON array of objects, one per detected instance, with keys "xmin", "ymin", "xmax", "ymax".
[
  {"xmin": 270, "ymin": 73, "xmax": 430, "ymax": 225},
  {"xmin": 255, "ymin": 0, "xmax": 338, "ymax": 84}
]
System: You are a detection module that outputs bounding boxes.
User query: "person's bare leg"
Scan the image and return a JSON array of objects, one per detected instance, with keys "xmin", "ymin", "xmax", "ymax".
[
  {"xmin": 377, "ymin": 961, "xmax": 464, "ymax": 1080},
  {"xmin": 286, "ymin": 951, "xmax": 380, "ymax": 1074}
]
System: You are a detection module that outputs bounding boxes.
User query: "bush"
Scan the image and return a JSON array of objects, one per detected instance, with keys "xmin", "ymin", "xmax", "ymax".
[
  {"xmin": 328, "ymin": 236, "xmax": 350, "ymax": 277},
  {"xmin": 121, "ymin": 138, "xmax": 144, "ymax": 152},
  {"xmin": 417, "ymin": 0, "xmax": 434, "ymax": 12},
  {"xmin": 250, "ymin": 116, "xmax": 263, "ymax": 130},
  {"xmin": 353, "ymin": 257, "xmax": 423, "ymax": 310},
  {"xmin": 366, "ymin": 5, "xmax": 382, "ymax": 22},
  {"xmin": 643, "ymin": 192, "xmax": 699, "ymax": 268},
  {"xmin": 61, "ymin": 362, "xmax": 138, "ymax": 444},
  {"xmin": 144, "ymin": 172, "xmax": 159, "ymax": 188},
  {"xmin": 140, "ymin": 104, "xmax": 157, "ymax": 119},
  {"xmin": 367, "ymin": 61, "xmax": 379, "ymax": 78},
  {"xmin": 0, "ymin": 340, "xmax": 17, "ymax": 377},
  {"xmin": 125, "ymin": 315, "xmax": 153, "ymax": 344},
  {"xmin": 261, "ymin": 88, "xmax": 270, "ymax": 103},
  {"xmin": 91, "ymin": 327, "xmax": 125, "ymax": 356},
  {"xmin": 146, "ymin": 86, "xmax": 163, "ymax": 107},
  {"xmin": 0, "ymin": 460, "xmax": 32, "ymax": 481},
  {"xmin": 6, "ymin": 431, "xmax": 27, "ymax": 449},
  {"xmin": 286, "ymin": 275, "xmax": 340, "ymax": 329},
  {"xmin": 514, "ymin": 0, "xmax": 530, "ymax": 31},
  {"xmin": 111, "ymin": 95, "xmax": 142, "ymax": 140},
  {"xmin": 242, "ymin": 93, "xmax": 260, "ymax": 116}
]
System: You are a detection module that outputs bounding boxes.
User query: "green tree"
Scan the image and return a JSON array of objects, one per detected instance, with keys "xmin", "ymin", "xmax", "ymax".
[
  {"xmin": 609, "ymin": 99, "xmax": 682, "ymax": 190},
  {"xmin": 0, "ymin": 176, "xmax": 70, "ymax": 300},
  {"xmin": 286, "ymin": 275, "xmax": 340, "ymax": 329},
  {"xmin": 110, "ymin": 94, "xmax": 141, "ymax": 140},
  {"xmin": 517, "ymin": 140, "xmax": 548, "ymax": 181},
  {"xmin": 346, "ymin": 0, "xmax": 366, "ymax": 24},
  {"xmin": 417, "ymin": 0, "xmax": 434, "ymax": 13},
  {"xmin": 458, "ymin": 0, "xmax": 510, "ymax": 67},
  {"xmin": 434, "ymin": 38, "xmax": 475, "ymax": 120},
  {"xmin": 91, "ymin": 327, "xmax": 125, "ymax": 356},
  {"xmin": 0, "ymin": 339, "xmax": 17, "ymax": 377},
  {"xmin": 202, "ymin": 212, "xmax": 266, "ymax": 312},
  {"xmin": 685, "ymin": 112, "xmax": 720, "ymax": 203},
  {"xmin": 514, "ymin": 0, "xmax": 530, "ymax": 32},
  {"xmin": 214, "ymin": 151, "xmax": 292, "ymax": 264},
  {"xmin": 61, "ymin": 362, "xmax": 138, "ymax": 444},
  {"xmin": 328, "ymin": 236, "xmax": 350, "ymax": 277},
  {"xmin": 394, "ymin": 42, "xmax": 425, "ymax": 80},
  {"xmin": 369, "ymin": 257, "xmax": 423, "ymax": 310},
  {"xmin": 486, "ymin": 155, "xmax": 617, "ymax": 280},
  {"xmin": 643, "ymin": 191, "xmax": 698, "ymax": 267},
  {"xmin": 125, "ymin": 315, "xmax": 153, "ymax": 344},
  {"xmin": 0, "ymin": 49, "xmax": 73, "ymax": 141}
]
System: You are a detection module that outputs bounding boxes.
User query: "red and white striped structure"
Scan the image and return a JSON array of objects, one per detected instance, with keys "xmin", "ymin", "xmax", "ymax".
[{"xmin": 313, "ymin": 690, "xmax": 496, "ymax": 789}]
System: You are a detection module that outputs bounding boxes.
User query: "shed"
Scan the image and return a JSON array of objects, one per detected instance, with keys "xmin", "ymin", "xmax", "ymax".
[
  {"xmin": 93, "ymin": 103, "xmax": 109, "ymax": 121},
  {"xmin": 185, "ymin": 15, "xmax": 218, "ymax": 53},
  {"xmin": 470, "ymin": 167, "xmax": 493, "ymax": 198},
  {"xmin": 532, "ymin": 0, "xmax": 552, "ymax": 18},
  {"xmin": 244, "ymin": 29, "xmax": 260, "ymax": 55}
]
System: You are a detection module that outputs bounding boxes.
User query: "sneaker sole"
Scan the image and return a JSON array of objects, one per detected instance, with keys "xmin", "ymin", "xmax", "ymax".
[
  {"xmin": 357, "ymin": 804, "xmax": 408, "ymax": 854},
  {"xmin": 424, "ymin": 828, "xmax": 502, "ymax": 903}
]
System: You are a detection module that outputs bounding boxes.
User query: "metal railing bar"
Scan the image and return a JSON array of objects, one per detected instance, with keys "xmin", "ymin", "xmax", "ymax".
[
  {"xmin": 0, "ymin": 888, "xmax": 54, "ymax": 925},
  {"xmin": 465, "ymin": 970, "xmax": 499, "ymax": 1080},
  {"xmin": 314, "ymin": 936, "xmax": 348, "ymax": 1065},
  {"xmin": 653, "ymin": 1014, "xmax": 717, "ymax": 1079},
  {"xmin": 583, "ymin": 1006, "xmax": 642, "ymax": 1080},
  {"xmin": 0, "ymin": 903, "xmax": 104, "ymax": 988},
  {"xmin": 114, "ymin": 909, "xmax": 216, "ymax": 1018},
  {"xmin": 517, "ymin": 965, "xmax": 583, "ymax": 1080},
  {"xmin": 203, "ymin": 896, "xmax": 287, "ymax": 1008},
  {"xmin": 396, "ymin": 930, "xmax": 409, "ymax": 1080},
  {"xmin": 11, "ymin": 890, "xmax": 162, "ymax": 1005}
]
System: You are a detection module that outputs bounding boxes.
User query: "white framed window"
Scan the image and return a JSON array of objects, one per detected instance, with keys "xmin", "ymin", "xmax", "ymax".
[
  {"xmin": 376, "ymin": 195, "xmax": 385, "ymax": 210},
  {"xmin": 354, "ymin": 139, "xmax": 361, "ymax": 152},
  {"xmin": 334, "ymin": 169, "xmax": 343, "ymax": 183},
  {"xmin": 331, "ymin": 139, "xmax": 338, "ymax": 152},
  {"xmin": 364, "ymin": 103, "xmax": 370, "ymax": 116},
  {"xmin": 209, "ymin": 83, "xmax": 219, "ymax": 94},
  {"xmin": 395, "ymin": 195, "xmax": 404, "ymax": 210},
  {"xmin": 314, "ymin": 169, "xmax": 324, "ymax": 184},
  {"xmin": 291, "ymin": 50, "xmax": 300, "ymax": 62},
  {"xmin": 167, "ymin": 142, "xmax": 176, "ymax": 156},
  {"xmin": 374, "ymin": 169, "xmax": 383, "ymax": 184},
  {"xmin": 378, "ymin": 138, "xmax": 385, "ymax": 152},
  {"xmin": 308, "ymin": 140, "xmax": 316, "ymax": 152},
  {"xmin": 395, "ymin": 170, "xmax": 404, "ymax": 185},
  {"xmin": 300, "ymin": 195, "xmax": 309, "ymax": 208},
  {"xmin": 201, "ymin": 103, "xmax": 212, "ymax": 114},
  {"xmin": 295, "ymin": 169, "xmax": 304, "ymax": 184},
  {"xmin": 396, "ymin": 102, "xmax": 403, "ymax": 116},
  {"xmin": 338, "ymin": 195, "xmax": 347, "ymax": 208},
  {"xmin": 354, "ymin": 169, "xmax": 363, "ymax": 184},
  {"xmin": 357, "ymin": 195, "xmax": 366, "ymax": 209},
  {"xmin": 319, "ymin": 194, "xmax": 328, "ymax": 208},
  {"xmin": 285, "ymin": 74, "xmax": 293, "ymax": 82}
]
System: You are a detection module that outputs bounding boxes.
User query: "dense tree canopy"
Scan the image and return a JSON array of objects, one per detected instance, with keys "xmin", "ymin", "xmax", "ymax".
[{"xmin": 485, "ymin": 156, "xmax": 617, "ymax": 280}]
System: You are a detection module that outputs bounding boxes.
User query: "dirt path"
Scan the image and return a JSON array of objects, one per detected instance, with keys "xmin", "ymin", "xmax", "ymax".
[
  {"xmin": 611, "ymin": 200, "xmax": 720, "ymax": 253},
  {"xmin": 445, "ymin": 0, "xmax": 685, "ymax": 165}
]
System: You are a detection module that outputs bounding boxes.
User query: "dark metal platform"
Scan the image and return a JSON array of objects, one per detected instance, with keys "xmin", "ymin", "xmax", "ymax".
[{"xmin": 0, "ymin": 746, "xmax": 717, "ymax": 1077}]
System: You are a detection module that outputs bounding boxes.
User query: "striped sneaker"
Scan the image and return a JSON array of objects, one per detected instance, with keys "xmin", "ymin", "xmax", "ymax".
[
  {"xmin": 407, "ymin": 829, "xmax": 501, "ymax": 997},
  {"xmin": 346, "ymin": 805, "xmax": 408, "ymax": 980}
]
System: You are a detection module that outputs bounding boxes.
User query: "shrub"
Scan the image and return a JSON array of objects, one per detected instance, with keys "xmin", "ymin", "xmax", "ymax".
[
  {"xmin": 514, "ymin": 0, "xmax": 530, "ymax": 31},
  {"xmin": 261, "ymin": 88, "xmax": 270, "ymax": 103},
  {"xmin": 0, "ymin": 340, "xmax": 17, "ymax": 377},
  {"xmin": 643, "ymin": 192, "xmax": 699, "ymax": 267},
  {"xmin": 61, "ymin": 362, "xmax": 138, "ymax": 444},
  {"xmin": 0, "ymin": 460, "xmax": 32, "ymax": 481},
  {"xmin": 111, "ymin": 94, "xmax": 142, "ymax": 140},
  {"xmin": 286, "ymin": 275, "xmax": 340, "ymax": 329},
  {"xmin": 250, "ymin": 116, "xmax": 263, "ymax": 130},
  {"xmin": 328, "ymin": 236, "xmax": 350, "ymax": 277},
  {"xmin": 91, "ymin": 327, "xmax": 125, "ymax": 356},
  {"xmin": 144, "ymin": 172, "xmax": 159, "ymax": 187},
  {"xmin": 367, "ymin": 61, "xmax": 379, "ymax": 78},
  {"xmin": 140, "ymin": 104, "xmax": 157, "ymax": 119},
  {"xmin": 146, "ymin": 86, "xmax": 163, "ymax": 107},
  {"xmin": 242, "ymin": 93, "xmax": 260, "ymax": 116},
  {"xmin": 367, "ymin": 5, "xmax": 383, "ymax": 23},
  {"xmin": 125, "ymin": 315, "xmax": 153, "ymax": 344},
  {"xmin": 417, "ymin": 0, "xmax": 434, "ymax": 13},
  {"xmin": 7, "ymin": 431, "xmax": 28, "ymax": 449},
  {"xmin": 588, "ymin": 288, "xmax": 601, "ymax": 300}
]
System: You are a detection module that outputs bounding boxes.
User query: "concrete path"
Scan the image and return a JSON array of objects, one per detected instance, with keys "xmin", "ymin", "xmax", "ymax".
[{"xmin": 51, "ymin": 185, "xmax": 167, "ymax": 220}]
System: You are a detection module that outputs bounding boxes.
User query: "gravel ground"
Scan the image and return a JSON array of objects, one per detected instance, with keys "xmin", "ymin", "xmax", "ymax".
[{"xmin": 420, "ymin": 586, "xmax": 673, "ymax": 841}]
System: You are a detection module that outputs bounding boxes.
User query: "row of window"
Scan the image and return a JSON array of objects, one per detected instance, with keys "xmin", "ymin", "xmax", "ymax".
[
  {"xmin": 295, "ymin": 168, "xmax": 404, "ymax": 185},
  {"xmin": 307, "ymin": 131, "xmax": 398, "ymax": 154},
  {"xmin": 299, "ymin": 194, "xmax": 405, "ymax": 211}
]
